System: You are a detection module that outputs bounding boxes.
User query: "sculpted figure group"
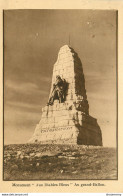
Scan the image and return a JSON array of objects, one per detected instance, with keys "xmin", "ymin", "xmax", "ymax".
[{"xmin": 47, "ymin": 75, "xmax": 67, "ymax": 105}]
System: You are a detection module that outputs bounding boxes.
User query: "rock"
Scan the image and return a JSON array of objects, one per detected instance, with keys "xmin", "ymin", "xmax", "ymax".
[
  {"xmin": 11, "ymin": 164, "xmax": 18, "ymax": 171},
  {"xmin": 72, "ymin": 171, "xmax": 78, "ymax": 174},
  {"xmin": 96, "ymin": 161, "xmax": 100, "ymax": 164},
  {"xmin": 41, "ymin": 151, "xmax": 58, "ymax": 157},
  {"xmin": 67, "ymin": 156, "xmax": 76, "ymax": 160},
  {"xmin": 17, "ymin": 151, "xmax": 21, "ymax": 156},
  {"xmin": 35, "ymin": 153, "xmax": 42, "ymax": 157},
  {"xmin": 24, "ymin": 155, "xmax": 30, "ymax": 158},
  {"xmin": 20, "ymin": 155, "xmax": 24, "ymax": 159},
  {"xmin": 36, "ymin": 163, "xmax": 40, "ymax": 167},
  {"xmin": 30, "ymin": 153, "xmax": 35, "ymax": 156},
  {"xmin": 58, "ymin": 156, "xmax": 64, "ymax": 159}
]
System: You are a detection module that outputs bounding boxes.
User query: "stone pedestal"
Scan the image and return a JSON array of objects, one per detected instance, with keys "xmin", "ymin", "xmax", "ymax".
[{"xmin": 29, "ymin": 45, "xmax": 102, "ymax": 146}]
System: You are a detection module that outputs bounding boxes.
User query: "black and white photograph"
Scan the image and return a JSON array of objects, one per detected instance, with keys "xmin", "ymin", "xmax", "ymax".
[{"xmin": 3, "ymin": 9, "xmax": 117, "ymax": 181}]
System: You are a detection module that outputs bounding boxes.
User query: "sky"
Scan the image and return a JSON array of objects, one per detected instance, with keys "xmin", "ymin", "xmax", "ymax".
[{"xmin": 4, "ymin": 10, "xmax": 117, "ymax": 147}]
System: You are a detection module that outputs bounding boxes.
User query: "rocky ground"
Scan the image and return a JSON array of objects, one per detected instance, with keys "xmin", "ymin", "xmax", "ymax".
[{"xmin": 4, "ymin": 144, "xmax": 117, "ymax": 180}]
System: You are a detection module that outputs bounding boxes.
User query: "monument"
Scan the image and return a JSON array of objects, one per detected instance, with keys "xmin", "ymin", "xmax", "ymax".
[{"xmin": 29, "ymin": 45, "xmax": 102, "ymax": 146}]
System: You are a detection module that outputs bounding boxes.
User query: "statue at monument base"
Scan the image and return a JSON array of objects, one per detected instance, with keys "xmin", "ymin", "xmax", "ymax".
[
  {"xmin": 47, "ymin": 75, "xmax": 67, "ymax": 105},
  {"xmin": 29, "ymin": 45, "xmax": 102, "ymax": 146}
]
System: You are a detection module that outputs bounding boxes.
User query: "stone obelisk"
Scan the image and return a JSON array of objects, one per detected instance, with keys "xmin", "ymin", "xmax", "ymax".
[{"xmin": 29, "ymin": 45, "xmax": 102, "ymax": 146}]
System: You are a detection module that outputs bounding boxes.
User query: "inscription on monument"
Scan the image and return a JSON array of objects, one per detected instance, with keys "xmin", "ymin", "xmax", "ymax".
[{"xmin": 41, "ymin": 126, "xmax": 73, "ymax": 133}]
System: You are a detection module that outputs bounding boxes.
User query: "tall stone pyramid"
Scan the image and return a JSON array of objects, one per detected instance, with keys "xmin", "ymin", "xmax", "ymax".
[{"xmin": 29, "ymin": 45, "xmax": 102, "ymax": 146}]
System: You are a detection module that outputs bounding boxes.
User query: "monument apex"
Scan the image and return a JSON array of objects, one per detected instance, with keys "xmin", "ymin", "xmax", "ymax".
[{"xmin": 29, "ymin": 45, "xmax": 102, "ymax": 146}]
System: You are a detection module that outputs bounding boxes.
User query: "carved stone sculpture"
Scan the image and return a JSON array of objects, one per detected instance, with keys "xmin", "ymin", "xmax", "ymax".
[{"xmin": 47, "ymin": 75, "xmax": 67, "ymax": 105}]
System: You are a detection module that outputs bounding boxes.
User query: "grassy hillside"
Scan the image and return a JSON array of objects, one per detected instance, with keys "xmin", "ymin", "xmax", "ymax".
[{"xmin": 4, "ymin": 144, "xmax": 117, "ymax": 180}]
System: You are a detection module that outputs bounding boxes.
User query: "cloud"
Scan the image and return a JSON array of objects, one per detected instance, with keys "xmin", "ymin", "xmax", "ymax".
[
  {"xmin": 5, "ymin": 80, "xmax": 38, "ymax": 93},
  {"xmin": 85, "ymin": 73, "xmax": 114, "ymax": 82},
  {"xmin": 5, "ymin": 80, "xmax": 47, "ymax": 95},
  {"xmin": 4, "ymin": 105, "xmax": 41, "ymax": 144},
  {"xmin": 39, "ymin": 75, "xmax": 51, "ymax": 83},
  {"xmin": 4, "ymin": 106, "xmax": 41, "ymax": 126},
  {"xmin": 88, "ymin": 91, "xmax": 116, "ymax": 102},
  {"xmin": 7, "ymin": 100, "xmax": 42, "ymax": 110}
]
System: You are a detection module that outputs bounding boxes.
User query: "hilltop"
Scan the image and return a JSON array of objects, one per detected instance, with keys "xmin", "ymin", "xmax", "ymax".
[{"xmin": 4, "ymin": 144, "xmax": 117, "ymax": 180}]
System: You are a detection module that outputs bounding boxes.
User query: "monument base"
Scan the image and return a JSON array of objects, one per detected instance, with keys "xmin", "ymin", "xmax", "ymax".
[{"xmin": 29, "ymin": 101, "xmax": 102, "ymax": 146}]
